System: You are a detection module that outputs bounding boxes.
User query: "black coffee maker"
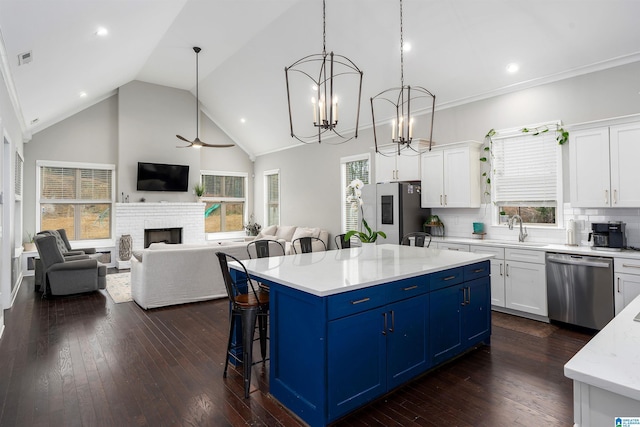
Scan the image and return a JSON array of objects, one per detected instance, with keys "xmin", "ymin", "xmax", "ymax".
[{"xmin": 589, "ymin": 222, "xmax": 626, "ymax": 251}]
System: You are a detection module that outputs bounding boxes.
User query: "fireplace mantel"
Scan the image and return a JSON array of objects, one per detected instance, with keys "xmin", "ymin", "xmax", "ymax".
[{"xmin": 115, "ymin": 202, "xmax": 205, "ymax": 268}]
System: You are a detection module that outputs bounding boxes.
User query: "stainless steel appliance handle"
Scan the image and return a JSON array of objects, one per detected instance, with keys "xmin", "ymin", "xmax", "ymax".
[{"xmin": 546, "ymin": 255, "xmax": 611, "ymax": 269}]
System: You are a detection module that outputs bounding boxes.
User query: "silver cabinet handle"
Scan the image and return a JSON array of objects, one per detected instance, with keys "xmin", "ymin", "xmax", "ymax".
[
  {"xmin": 461, "ymin": 287, "xmax": 467, "ymax": 306},
  {"xmin": 614, "ymin": 189, "xmax": 618, "ymax": 204},
  {"xmin": 605, "ymin": 189, "xmax": 608, "ymax": 204},
  {"xmin": 440, "ymin": 195, "xmax": 443, "ymax": 206},
  {"xmin": 443, "ymin": 275, "xmax": 457, "ymax": 281},
  {"xmin": 467, "ymin": 286, "xmax": 471, "ymax": 305},
  {"xmin": 618, "ymin": 277, "xmax": 621, "ymax": 293},
  {"xmin": 351, "ymin": 297, "xmax": 371, "ymax": 305},
  {"xmin": 403, "ymin": 285, "xmax": 418, "ymax": 291},
  {"xmin": 389, "ymin": 310, "xmax": 395, "ymax": 333},
  {"xmin": 444, "ymin": 194, "xmax": 447, "ymax": 206},
  {"xmin": 622, "ymin": 264, "xmax": 640, "ymax": 269},
  {"xmin": 500, "ymin": 263, "xmax": 503, "ymax": 276},
  {"xmin": 382, "ymin": 312, "xmax": 387, "ymax": 335},
  {"xmin": 506, "ymin": 264, "xmax": 510, "ymax": 277},
  {"xmin": 448, "ymin": 248, "xmax": 460, "ymax": 251}
]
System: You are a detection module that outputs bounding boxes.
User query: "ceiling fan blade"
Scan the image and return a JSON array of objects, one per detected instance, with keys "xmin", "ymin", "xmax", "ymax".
[
  {"xmin": 176, "ymin": 134, "xmax": 192, "ymax": 143},
  {"xmin": 176, "ymin": 143, "xmax": 193, "ymax": 148},
  {"xmin": 201, "ymin": 142, "xmax": 235, "ymax": 148}
]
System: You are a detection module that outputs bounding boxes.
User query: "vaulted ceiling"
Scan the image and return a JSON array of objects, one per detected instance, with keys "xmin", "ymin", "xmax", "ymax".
[{"xmin": 2, "ymin": 0, "xmax": 639, "ymax": 157}]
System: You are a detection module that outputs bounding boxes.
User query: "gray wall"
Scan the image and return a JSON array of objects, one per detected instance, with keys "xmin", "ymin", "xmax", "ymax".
[
  {"xmin": 253, "ymin": 61, "xmax": 640, "ymax": 243},
  {"xmin": 23, "ymin": 80, "xmax": 254, "ymax": 236}
]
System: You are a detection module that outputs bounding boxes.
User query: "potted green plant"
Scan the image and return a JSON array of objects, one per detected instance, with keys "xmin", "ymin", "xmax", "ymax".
[
  {"xmin": 194, "ymin": 183, "xmax": 204, "ymax": 200},
  {"xmin": 23, "ymin": 232, "xmax": 36, "ymax": 252},
  {"xmin": 344, "ymin": 179, "xmax": 387, "ymax": 244},
  {"xmin": 244, "ymin": 214, "xmax": 262, "ymax": 236}
]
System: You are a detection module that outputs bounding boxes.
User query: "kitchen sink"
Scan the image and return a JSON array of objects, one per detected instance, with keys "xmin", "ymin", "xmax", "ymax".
[{"xmin": 476, "ymin": 240, "xmax": 548, "ymax": 248}]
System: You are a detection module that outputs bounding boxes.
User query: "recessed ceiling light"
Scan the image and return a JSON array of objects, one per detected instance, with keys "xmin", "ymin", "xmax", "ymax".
[
  {"xmin": 506, "ymin": 63, "xmax": 519, "ymax": 73},
  {"xmin": 79, "ymin": 91, "xmax": 87, "ymax": 98},
  {"xmin": 240, "ymin": 118, "xmax": 246, "ymax": 124},
  {"xmin": 96, "ymin": 27, "xmax": 108, "ymax": 37}
]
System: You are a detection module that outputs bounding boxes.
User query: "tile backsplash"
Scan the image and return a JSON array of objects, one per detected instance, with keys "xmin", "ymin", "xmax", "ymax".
[{"xmin": 430, "ymin": 204, "xmax": 640, "ymax": 248}]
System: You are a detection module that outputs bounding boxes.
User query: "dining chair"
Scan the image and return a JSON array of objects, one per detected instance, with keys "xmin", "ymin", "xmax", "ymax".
[
  {"xmin": 246, "ymin": 239, "xmax": 286, "ymax": 259},
  {"xmin": 292, "ymin": 236, "xmax": 327, "ymax": 254},
  {"xmin": 334, "ymin": 233, "xmax": 351, "ymax": 249},
  {"xmin": 216, "ymin": 251, "xmax": 270, "ymax": 398},
  {"xmin": 401, "ymin": 232, "xmax": 432, "ymax": 248}
]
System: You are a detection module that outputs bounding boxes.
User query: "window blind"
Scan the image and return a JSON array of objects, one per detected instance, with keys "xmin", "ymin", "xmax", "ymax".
[
  {"xmin": 492, "ymin": 132, "xmax": 559, "ymax": 206},
  {"xmin": 266, "ymin": 173, "xmax": 279, "ymax": 226},
  {"xmin": 41, "ymin": 167, "xmax": 112, "ymax": 200},
  {"xmin": 344, "ymin": 159, "xmax": 369, "ymax": 232}
]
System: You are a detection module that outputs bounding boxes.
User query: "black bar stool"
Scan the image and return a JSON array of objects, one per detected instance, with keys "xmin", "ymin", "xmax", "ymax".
[{"xmin": 217, "ymin": 252, "xmax": 269, "ymax": 398}]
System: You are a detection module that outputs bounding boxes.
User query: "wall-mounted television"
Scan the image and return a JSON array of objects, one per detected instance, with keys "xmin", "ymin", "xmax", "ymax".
[{"xmin": 136, "ymin": 162, "xmax": 190, "ymax": 192}]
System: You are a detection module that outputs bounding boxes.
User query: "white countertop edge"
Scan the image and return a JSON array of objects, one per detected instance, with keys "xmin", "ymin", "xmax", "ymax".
[
  {"xmin": 432, "ymin": 237, "xmax": 640, "ymax": 259},
  {"xmin": 228, "ymin": 246, "xmax": 493, "ymax": 297},
  {"xmin": 564, "ymin": 294, "xmax": 640, "ymax": 401},
  {"xmin": 244, "ymin": 253, "xmax": 494, "ymax": 297}
]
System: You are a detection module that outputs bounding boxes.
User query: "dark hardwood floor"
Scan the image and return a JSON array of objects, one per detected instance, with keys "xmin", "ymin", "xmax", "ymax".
[{"xmin": 0, "ymin": 276, "xmax": 594, "ymax": 426}]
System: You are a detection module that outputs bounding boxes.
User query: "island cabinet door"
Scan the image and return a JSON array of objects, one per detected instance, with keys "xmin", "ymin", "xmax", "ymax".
[
  {"xmin": 386, "ymin": 293, "xmax": 430, "ymax": 390},
  {"xmin": 429, "ymin": 283, "xmax": 464, "ymax": 365},
  {"xmin": 463, "ymin": 276, "xmax": 491, "ymax": 345},
  {"xmin": 328, "ymin": 307, "xmax": 387, "ymax": 421}
]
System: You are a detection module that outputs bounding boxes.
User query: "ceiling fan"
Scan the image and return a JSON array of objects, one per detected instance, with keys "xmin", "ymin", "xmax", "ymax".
[{"xmin": 176, "ymin": 46, "xmax": 234, "ymax": 149}]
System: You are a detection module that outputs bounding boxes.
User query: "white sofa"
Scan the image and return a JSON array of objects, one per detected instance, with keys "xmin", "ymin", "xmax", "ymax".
[
  {"xmin": 255, "ymin": 225, "xmax": 329, "ymax": 254},
  {"xmin": 130, "ymin": 225, "xmax": 329, "ymax": 309},
  {"xmin": 131, "ymin": 242, "xmax": 249, "ymax": 309}
]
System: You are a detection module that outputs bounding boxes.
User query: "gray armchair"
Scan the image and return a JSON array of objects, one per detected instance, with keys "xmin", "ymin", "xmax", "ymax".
[
  {"xmin": 34, "ymin": 229, "xmax": 97, "ymax": 291},
  {"xmin": 33, "ymin": 235, "xmax": 106, "ymax": 296}
]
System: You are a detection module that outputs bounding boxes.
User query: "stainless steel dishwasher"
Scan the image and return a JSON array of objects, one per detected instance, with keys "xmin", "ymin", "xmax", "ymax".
[{"xmin": 546, "ymin": 253, "xmax": 614, "ymax": 330}]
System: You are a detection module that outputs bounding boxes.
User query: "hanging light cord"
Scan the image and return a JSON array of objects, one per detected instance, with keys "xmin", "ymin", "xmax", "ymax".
[
  {"xmin": 322, "ymin": 0, "xmax": 326, "ymax": 55},
  {"xmin": 399, "ymin": 0, "xmax": 404, "ymax": 89}
]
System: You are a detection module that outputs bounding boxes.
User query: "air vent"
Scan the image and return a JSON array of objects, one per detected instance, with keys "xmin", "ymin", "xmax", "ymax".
[{"xmin": 18, "ymin": 51, "xmax": 32, "ymax": 65}]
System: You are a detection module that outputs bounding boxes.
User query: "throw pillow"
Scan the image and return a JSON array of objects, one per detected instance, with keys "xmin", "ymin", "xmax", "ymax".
[
  {"xmin": 256, "ymin": 225, "xmax": 278, "ymax": 239},
  {"xmin": 291, "ymin": 227, "xmax": 320, "ymax": 242},
  {"xmin": 276, "ymin": 225, "xmax": 298, "ymax": 242}
]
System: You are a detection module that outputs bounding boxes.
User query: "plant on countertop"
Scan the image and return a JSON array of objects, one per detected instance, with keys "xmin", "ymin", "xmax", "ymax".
[
  {"xmin": 344, "ymin": 179, "xmax": 387, "ymax": 243},
  {"xmin": 194, "ymin": 183, "xmax": 205, "ymax": 197},
  {"xmin": 244, "ymin": 214, "xmax": 262, "ymax": 236}
]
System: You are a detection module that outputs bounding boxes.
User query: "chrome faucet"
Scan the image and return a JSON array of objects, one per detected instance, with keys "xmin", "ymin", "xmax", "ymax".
[{"xmin": 508, "ymin": 215, "xmax": 528, "ymax": 242}]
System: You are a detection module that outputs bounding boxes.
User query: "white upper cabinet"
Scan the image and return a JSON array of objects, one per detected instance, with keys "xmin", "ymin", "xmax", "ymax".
[
  {"xmin": 375, "ymin": 145, "xmax": 421, "ymax": 182},
  {"xmin": 420, "ymin": 141, "xmax": 481, "ymax": 208},
  {"xmin": 570, "ymin": 122, "xmax": 640, "ymax": 207}
]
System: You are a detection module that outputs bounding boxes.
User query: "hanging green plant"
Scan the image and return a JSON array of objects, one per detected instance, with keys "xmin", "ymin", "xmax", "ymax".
[{"xmin": 521, "ymin": 124, "xmax": 569, "ymax": 145}]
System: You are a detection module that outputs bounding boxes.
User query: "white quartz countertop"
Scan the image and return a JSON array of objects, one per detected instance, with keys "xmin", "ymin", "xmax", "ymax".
[
  {"xmin": 230, "ymin": 244, "xmax": 493, "ymax": 297},
  {"xmin": 564, "ymin": 294, "xmax": 640, "ymax": 401},
  {"xmin": 432, "ymin": 237, "xmax": 640, "ymax": 259}
]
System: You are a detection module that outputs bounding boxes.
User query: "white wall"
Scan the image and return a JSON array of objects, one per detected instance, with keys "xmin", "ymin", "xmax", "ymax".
[
  {"xmin": 22, "ymin": 80, "xmax": 254, "ymax": 239},
  {"xmin": 1, "ymin": 64, "xmax": 27, "ymax": 309},
  {"xmin": 253, "ymin": 61, "xmax": 640, "ymax": 244}
]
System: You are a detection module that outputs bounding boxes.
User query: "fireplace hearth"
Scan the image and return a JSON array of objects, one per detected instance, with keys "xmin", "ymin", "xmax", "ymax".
[{"xmin": 144, "ymin": 228, "xmax": 182, "ymax": 248}]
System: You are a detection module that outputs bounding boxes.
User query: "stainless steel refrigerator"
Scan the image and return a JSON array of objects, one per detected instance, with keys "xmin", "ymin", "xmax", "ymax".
[{"xmin": 362, "ymin": 182, "xmax": 431, "ymax": 245}]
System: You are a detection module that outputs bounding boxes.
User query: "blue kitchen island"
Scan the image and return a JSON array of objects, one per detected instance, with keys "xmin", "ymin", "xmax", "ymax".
[{"xmin": 230, "ymin": 244, "xmax": 493, "ymax": 427}]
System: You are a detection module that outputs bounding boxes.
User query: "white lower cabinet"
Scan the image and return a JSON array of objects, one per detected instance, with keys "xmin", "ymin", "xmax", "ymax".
[
  {"xmin": 614, "ymin": 258, "xmax": 640, "ymax": 315},
  {"xmin": 470, "ymin": 246, "xmax": 546, "ymax": 316},
  {"xmin": 436, "ymin": 242, "xmax": 469, "ymax": 252},
  {"xmin": 470, "ymin": 245, "xmax": 505, "ymax": 307}
]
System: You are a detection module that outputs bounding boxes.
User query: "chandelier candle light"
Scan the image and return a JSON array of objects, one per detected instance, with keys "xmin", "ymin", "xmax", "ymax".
[
  {"xmin": 285, "ymin": 0, "xmax": 363, "ymax": 144},
  {"xmin": 370, "ymin": 0, "xmax": 436, "ymax": 156}
]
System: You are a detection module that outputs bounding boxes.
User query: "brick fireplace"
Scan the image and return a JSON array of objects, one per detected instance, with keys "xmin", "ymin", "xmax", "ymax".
[{"xmin": 115, "ymin": 202, "xmax": 205, "ymax": 269}]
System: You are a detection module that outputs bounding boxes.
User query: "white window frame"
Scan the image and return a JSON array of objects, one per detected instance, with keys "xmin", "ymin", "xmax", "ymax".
[
  {"xmin": 35, "ymin": 160, "xmax": 116, "ymax": 246},
  {"xmin": 340, "ymin": 153, "xmax": 371, "ymax": 234},
  {"xmin": 490, "ymin": 121, "xmax": 564, "ymax": 228},
  {"xmin": 263, "ymin": 169, "xmax": 280, "ymax": 227},
  {"xmin": 200, "ymin": 170, "xmax": 249, "ymax": 239}
]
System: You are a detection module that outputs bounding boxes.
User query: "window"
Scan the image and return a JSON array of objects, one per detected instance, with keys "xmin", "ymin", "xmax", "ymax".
[
  {"xmin": 201, "ymin": 171, "xmax": 247, "ymax": 233},
  {"xmin": 37, "ymin": 161, "xmax": 115, "ymax": 240},
  {"xmin": 492, "ymin": 126, "xmax": 562, "ymax": 226},
  {"xmin": 264, "ymin": 169, "xmax": 280, "ymax": 227},
  {"xmin": 341, "ymin": 154, "xmax": 370, "ymax": 233}
]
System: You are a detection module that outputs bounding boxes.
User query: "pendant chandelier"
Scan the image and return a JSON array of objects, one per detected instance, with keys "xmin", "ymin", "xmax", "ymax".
[
  {"xmin": 285, "ymin": 0, "xmax": 363, "ymax": 145},
  {"xmin": 370, "ymin": 0, "xmax": 435, "ymax": 156}
]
